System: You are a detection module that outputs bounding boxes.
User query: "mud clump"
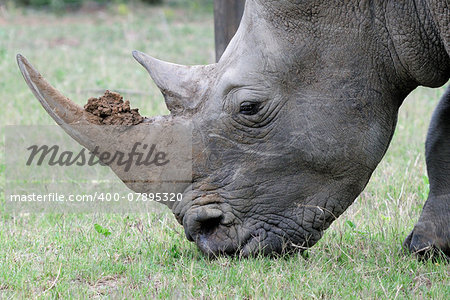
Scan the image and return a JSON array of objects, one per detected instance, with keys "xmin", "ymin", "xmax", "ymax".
[{"xmin": 84, "ymin": 90, "xmax": 144, "ymax": 126}]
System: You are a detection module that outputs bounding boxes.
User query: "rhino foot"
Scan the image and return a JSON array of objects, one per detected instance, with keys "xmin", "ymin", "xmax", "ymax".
[
  {"xmin": 403, "ymin": 221, "xmax": 449, "ymax": 260},
  {"xmin": 406, "ymin": 88, "xmax": 450, "ymax": 261},
  {"xmin": 403, "ymin": 194, "xmax": 450, "ymax": 260}
]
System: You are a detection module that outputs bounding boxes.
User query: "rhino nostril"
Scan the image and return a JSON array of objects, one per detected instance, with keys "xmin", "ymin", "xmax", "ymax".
[
  {"xmin": 184, "ymin": 207, "xmax": 224, "ymax": 241},
  {"xmin": 199, "ymin": 215, "xmax": 222, "ymax": 236}
]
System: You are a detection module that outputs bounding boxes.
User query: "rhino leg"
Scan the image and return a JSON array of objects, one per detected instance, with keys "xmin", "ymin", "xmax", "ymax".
[{"xmin": 404, "ymin": 87, "xmax": 450, "ymax": 259}]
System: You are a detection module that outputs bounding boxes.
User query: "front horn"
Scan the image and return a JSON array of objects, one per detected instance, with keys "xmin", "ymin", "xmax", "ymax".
[{"xmin": 17, "ymin": 54, "xmax": 193, "ymax": 208}]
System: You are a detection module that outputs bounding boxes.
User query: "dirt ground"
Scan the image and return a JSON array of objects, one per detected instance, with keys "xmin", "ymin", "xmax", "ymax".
[{"xmin": 84, "ymin": 90, "xmax": 145, "ymax": 125}]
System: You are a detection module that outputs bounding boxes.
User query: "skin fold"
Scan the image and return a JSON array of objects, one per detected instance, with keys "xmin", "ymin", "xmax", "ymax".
[{"xmin": 18, "ymin": 0, "xmax": 449, "ymax": 258}]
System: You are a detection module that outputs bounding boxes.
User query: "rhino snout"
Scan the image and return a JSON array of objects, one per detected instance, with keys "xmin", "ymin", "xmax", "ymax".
[
  {"xmin": 182, "ymin": 204, "xmax": 247, "ymax": 256},
  {"xmin": 183, "ymin": 206, "xmax": 223, "ymax": 241}
]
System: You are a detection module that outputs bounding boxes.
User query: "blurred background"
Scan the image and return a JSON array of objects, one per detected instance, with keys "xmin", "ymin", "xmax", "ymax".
[
  {"xmin": 0, "ymin": 0, "xmax": 216, "ymax": 128},
  {"xmin": 3, "ymin": 0, "xmax": 213, "ymax": 12}
]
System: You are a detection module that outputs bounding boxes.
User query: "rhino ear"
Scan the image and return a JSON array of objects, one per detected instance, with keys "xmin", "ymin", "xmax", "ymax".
[{"xmin": 132, "ymin": 50, "xmax": 213, "ymax": 115}]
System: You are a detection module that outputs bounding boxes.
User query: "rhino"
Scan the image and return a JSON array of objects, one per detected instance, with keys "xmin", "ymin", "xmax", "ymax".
[{"xmin": 17, "ymin": 0, "xmax": 449, "ymax": 258}]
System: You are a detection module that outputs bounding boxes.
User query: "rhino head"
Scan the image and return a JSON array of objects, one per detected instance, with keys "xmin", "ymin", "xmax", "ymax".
[{"xmin": 17, "ymin": 0, "xmax": 449, "ymax": 257}]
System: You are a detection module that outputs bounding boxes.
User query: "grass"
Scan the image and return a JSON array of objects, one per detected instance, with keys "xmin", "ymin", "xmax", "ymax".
[{"xmin": 0, "ymin": 3, "xmax": 449, "ymax": 299}]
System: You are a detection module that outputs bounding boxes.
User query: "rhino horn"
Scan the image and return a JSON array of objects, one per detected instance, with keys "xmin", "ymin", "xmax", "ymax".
[
  {"xmin": 16, "ymin": 54, "xmax": 98, "ymax": 147},
  {"xmin": 132, "ymin": 50, "xmax": 212, "ymax": 115},
  {"xmin": 17, "ymin": 54, "xmax": 191, "ymax": 209}
]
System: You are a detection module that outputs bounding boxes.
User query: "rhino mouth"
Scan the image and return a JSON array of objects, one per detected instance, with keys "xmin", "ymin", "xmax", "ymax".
[
  {"xmin": 193, "ymin": 223, "xmax": 296, "ymax": 258},
  {"xmin": 174, "ymin": 192, "xmax": 249, "ymax": 256},
  {"xmin": 194, "ymin": 224, "xmax": 262, "ymax": 257},
  {"xmin": 178, "ymin": 194, "xmax": 298, "ymax": 257}
]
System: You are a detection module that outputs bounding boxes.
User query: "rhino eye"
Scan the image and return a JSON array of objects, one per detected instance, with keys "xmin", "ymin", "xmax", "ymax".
[{"xmin": 239, "ymin": 102, "xmax": 261, "ymax": 115}]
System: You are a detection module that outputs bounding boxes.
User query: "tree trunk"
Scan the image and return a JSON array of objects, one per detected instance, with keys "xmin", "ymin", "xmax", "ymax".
[{"xmin": 214, "ymin": 0, "xmax": 246, "ymax": 62}]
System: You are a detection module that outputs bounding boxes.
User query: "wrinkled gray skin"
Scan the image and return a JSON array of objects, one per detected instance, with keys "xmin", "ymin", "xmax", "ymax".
[{"xmin": 18, "ymin": 0, "xmax": 449, "ymax": 257}]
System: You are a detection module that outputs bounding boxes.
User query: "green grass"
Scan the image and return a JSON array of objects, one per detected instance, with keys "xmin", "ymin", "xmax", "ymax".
[{"xmin": 0, "ymin": 4, "xmax": 449, "ymax": 299}]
